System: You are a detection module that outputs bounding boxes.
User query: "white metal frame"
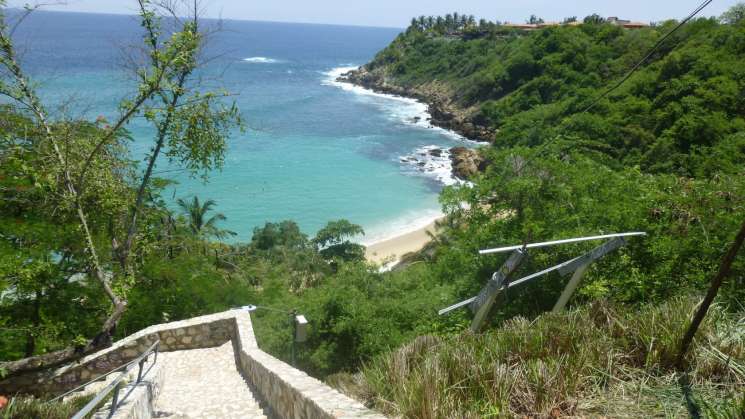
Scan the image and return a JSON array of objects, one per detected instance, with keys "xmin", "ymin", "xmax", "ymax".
[{"xmin": 440, "ymin": 232, "xmax": 646, "ymax": 332}]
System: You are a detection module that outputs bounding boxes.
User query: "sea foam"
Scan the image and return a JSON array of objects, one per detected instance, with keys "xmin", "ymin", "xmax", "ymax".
[
  {"xmin": 322, "ymin": 66, "xmax": 478, "ymax": 246},
  {"xmin": 243, "ymin": 57, "xmax": 281, "ymax": 64},
  {"xmin": 400, "ymin": 145, "xmax": 462, "ymax": 187},
  {"xmin": 322, "ymin": 66, "xmax": 484, "ymax": 143},
  {"xmin": 322, "ymin": 66, "xmax": 480, "ymax": 188}
]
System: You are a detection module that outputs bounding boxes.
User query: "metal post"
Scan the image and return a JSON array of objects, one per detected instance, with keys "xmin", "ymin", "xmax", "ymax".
[
  {"xmin": 290, "ymin": 309, "xmax": 297, "ymax": 367},
  {"xmin": 552, "ymin": 263, "xmax": 590, "ymax": 312},
  {"xmin": 109, "ymin": 382, "xmax": 122, "ymax": 417},
  {"xmin": 136, "ymin": 356, "xmax": 146, "ymax": 383},
  {"xmin": 470, "ymin": 249, "xmax": 526, "ymax": 332}
]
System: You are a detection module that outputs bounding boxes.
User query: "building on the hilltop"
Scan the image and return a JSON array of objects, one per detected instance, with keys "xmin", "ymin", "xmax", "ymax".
[
  {"xmin": 503, "ymin": 17, "xmax": 649, "ymax": 31},
  {"xmin": 608, "ymin": 16, "xmax": 650, "ymax": 28}
]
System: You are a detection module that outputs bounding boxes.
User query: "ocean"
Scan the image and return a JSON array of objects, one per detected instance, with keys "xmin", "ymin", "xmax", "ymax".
[{"xmin": 9, "ymin": 10, "xmax": 474, "ymax": 244}]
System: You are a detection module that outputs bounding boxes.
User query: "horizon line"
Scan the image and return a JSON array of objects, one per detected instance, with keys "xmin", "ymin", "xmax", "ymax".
[{"xmin": 3, "ymin": 7, "xmax": 407, "ymax": 30}]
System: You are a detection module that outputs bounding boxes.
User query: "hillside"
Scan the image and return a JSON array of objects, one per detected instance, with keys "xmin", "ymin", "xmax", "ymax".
[
  {"xmin": 329, "ymin": 11, "xmax": 745, "ymax": 417},
  {"xmin": 342, "ymin": 15, "xmax": 745, "ymax": 177}
]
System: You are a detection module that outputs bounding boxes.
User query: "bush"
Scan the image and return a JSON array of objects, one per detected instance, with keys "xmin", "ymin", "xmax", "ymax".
[{"xmin": 347, "ymin": 296, "xmax": 744, "ymax": 417}]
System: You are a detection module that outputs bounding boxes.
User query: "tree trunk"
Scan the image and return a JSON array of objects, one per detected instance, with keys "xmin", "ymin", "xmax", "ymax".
[{"xmin": 676, "ymin": 219, "xmax": 745, "ymax": 368}]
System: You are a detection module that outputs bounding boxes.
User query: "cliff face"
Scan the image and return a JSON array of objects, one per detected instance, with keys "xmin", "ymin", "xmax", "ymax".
[{"xmin": 339, "ymin": 67, "xmax": 496, "ymax": 143}]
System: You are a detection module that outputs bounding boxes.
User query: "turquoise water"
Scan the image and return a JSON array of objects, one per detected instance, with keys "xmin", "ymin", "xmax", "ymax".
[{"xmin": 12, "ymin": 11, "xmax": 473, "ymax": 243}]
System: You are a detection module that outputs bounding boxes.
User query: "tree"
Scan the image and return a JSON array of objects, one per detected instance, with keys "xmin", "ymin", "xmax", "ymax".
[
  {"xmin": 563, "ymin": 16, "xmax": 578, "ymax": 23},
  {"xmin": 0, "ymin": 0, "xmax": 241, "ymax": 378},
  {"xmin": 312, "ymin": 220, "xmax": 365, "ymax": 262},
  {"xmin": 251, "ymin": 221, "xmax": 309, "ymax": 251},
  {"xmin": 176, "ymin": 196, "xmax": 236, "ymax": 240},
  {"xmin": 720, "ymin": 2, "xmax": 745, "ymax": 24},
  {"xmin": 584, "ymin": 14, "xmax": 606, "ymax": 24},
  {"xmin": 527, "ymin": 15, "xmax": 545, "ymax": 24}
]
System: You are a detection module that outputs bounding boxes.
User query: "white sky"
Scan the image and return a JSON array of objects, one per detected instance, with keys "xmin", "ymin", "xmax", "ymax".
[{"xmin": 7, "ymin": 0, "xmax": 739, "ymax": 28}]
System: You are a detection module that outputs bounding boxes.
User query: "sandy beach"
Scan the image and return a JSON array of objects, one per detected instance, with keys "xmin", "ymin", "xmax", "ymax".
[{"xmin": 365, "ymin": 217, "xmax": 444, "ymax": 265}]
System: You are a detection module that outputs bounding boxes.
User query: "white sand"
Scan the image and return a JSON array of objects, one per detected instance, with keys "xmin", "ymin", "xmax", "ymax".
[{"xmin": 365, "ymin": 218, "xmax": 443, "ymax": 265}]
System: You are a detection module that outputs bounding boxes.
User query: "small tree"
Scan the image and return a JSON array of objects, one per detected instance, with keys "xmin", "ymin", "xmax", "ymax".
[
  {"xmin": 720, "ymin": 2, "xmax": 745, "ymax": 24},
  {"xmin": 527, "ymin": 15, "xmax": 545, "ymax": 25},
  {"xmin": 176, "ymin": 196, "xmax": 236, "ymax": 240},
  {"xmin": 584, "ymin": 14, "xmax": 606, "ymax": 25},
  {"xmin": 0, "ymin": 0, "xmax": 241, "ymax": 377},
  {"xmin": 313, "ymin": 220, "xmax": 365, "ymax": 262}
]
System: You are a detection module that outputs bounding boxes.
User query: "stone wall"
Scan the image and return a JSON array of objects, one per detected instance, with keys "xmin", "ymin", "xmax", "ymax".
[
  {"xmin": 0, "ymin": 311, "xmax": 236, "ymax": 396},
  {"xmin": 231, "ymin": 311, "xmax": 385, "ymax": 418},
  {"xmin": 2, "ymin": 309, "xmax": 385, "ymax": 418}
]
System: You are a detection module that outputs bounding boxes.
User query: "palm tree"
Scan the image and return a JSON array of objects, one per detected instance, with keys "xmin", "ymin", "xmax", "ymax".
[{"xmin": 176, "ymin": 196, "xmax": 236, "ymax": 240}]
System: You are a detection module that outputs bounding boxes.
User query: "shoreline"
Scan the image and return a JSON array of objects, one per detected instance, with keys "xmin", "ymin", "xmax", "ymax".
[
  {"xmin": 323, "ymin": 67, "xmax": 470, "ymax": 266},
  {"xmin": 365, "ymin": 217, "xmax": 444, "ymax": 265},
  {"xmin": 337, "ymin": 67, "xmax": 496, "ymax": 144}
]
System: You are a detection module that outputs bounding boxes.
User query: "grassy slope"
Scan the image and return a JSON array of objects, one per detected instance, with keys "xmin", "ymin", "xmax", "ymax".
[{"xmin": 333, "ymin": 296, "xmax": 744, "ymax": 417}]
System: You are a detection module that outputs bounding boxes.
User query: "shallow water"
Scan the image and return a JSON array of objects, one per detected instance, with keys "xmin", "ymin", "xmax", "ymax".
[{"xmin": 11, "ymin": 10, "xmax": 475, "ymax": 244}]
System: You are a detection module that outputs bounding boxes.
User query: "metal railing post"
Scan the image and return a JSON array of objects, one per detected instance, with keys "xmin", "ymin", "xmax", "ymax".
[
  {"xmin": 137, "ymin": 356, "xmax": 147, "ymax": 383},
  {"xmin": 552, "ymin": 263, "xmax": 590, "ymax": 312},
  {"xmin": 109, "ymin": 381, "xmax": 122, "ymax": 417},
  {"xmin": 65, "ymin": 340, "xmax": 160, "ymax": 419}
]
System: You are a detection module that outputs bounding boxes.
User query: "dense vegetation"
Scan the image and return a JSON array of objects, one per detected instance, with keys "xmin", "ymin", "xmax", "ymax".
[
  {"xmin": 1, "ymin": 2, "xmax": 744, "ymax": 417},
  {"xmin": 368, "ymin": 10, "xmax": 745, "ymax": 177},
  {"xmin": 338, "ymin": 297, "xmax": 744, "ymax": 417}
]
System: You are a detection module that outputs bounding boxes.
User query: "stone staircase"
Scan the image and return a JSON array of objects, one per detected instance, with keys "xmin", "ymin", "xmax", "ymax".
[
  {"xmin": 154, "ymin": 342, "xmax": 268, "ymax": 418},
  {"xmin": 19, "ymin": 310, "xmax": 384, "ymax": 419}
]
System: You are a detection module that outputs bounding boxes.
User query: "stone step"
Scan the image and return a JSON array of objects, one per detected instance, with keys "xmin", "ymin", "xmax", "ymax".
[{"xmin": 154, "ymin": 342, "xmax": 269, "ymax": 419}]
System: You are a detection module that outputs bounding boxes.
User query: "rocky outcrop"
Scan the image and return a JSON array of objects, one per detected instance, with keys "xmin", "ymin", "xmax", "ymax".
[
  {"xmin": 339, "ymin": 67, "xmax": 496, "ymax": 143},
  {"xmin": 449, "ymin": 146, "xmax": 485, "ymax": 179}
]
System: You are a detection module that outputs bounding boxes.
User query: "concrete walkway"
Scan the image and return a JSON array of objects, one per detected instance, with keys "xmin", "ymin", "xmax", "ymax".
[{"xmin": 154, "ymin": 342, "xmax": 269, "ymax": 419}]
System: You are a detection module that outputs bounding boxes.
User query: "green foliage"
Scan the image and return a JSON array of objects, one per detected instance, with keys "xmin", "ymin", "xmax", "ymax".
[
  {"xmin": 252, "ymin": 262, "xmax": 456, "ymax": 377},
  {"xmin": 176, "ymin": 196, "xmax": 235, "ymax": 239},
  {"xmin": 312, "ymin": 220, "xmax": 365, "ymax": 262},
  {"xmin": 437, "ymin": 147, "xmax": 744, "ymax": 314},
  {"xmin": 367, "ymin": 15, "xmax": 745, "ymax": 176},
  {"xmin": 0, "ymin": 395, "xmax": 96, "ymax": 419},
  {"xmin": 349, "ymin": 297, "xmax": 744, "ymax": 417},
  {"xmin": 117, "ymin": 251, "xmax": 257, "ymax": 337},
  {"xmin": 0, "ymin": 0, "xmax": 241, "ymax": 368},
  {"xmin": 721, "ymin": 3, "xmax": 745, "ymax": 24},
  {"xmin": 251, "ymin": 221, "xmax": 309, "ymax": 251}
]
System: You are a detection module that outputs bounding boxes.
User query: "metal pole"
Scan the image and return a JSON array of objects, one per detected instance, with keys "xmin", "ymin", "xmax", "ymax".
[
  {"xmin": 552, "ymin": 263, "xmax": 590, "ymax": 313},
  {"xmin": 109, "ymin": 382, "xmax": 122, "ymax": 417},
  {"xmin": 290, "ymin": 309, "xmax": 297, "ymax": 367},
  {"xmin": 470, "ymin": 249, "xmax": 525, "ymax": 332},
  {"xmin": 136, "ymin": 357, "xmax": 146, "ymax": 383}
]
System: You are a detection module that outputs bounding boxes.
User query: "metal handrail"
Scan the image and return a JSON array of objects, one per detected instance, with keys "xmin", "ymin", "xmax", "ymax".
[
  {"xmin": 50, "ymin": 340, "xmax": 160, "ymax": 419},
  {"xmin": 478, "ymin": 232, "xmax": 647, "ymax": 254}
]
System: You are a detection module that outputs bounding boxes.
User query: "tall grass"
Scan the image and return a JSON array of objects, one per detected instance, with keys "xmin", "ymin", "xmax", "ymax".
[
  {"xmin": 0, "ymin": 395, "xmax": 95, "ymax": 419},
  {"xmin": 334, "ymin": 296, "xmax": 744, "ymax": 417}
]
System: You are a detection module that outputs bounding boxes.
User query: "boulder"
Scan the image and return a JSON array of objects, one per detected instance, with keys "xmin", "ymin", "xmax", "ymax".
[
  {"xmin": 428, "ymin": 148, "xmax": 443, "ymax": 157},
  {"xmin": 449, "ymin": 147, "xmax": 484, "ymax": 179}
]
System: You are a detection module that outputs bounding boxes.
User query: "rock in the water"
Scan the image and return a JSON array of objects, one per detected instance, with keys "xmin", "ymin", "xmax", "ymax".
[
  {"xmin": 428, "ymin": 148, "xmax": 443, "ymax": 157},
  {"xmin": 449, "ymin": 147, "xmax": 484, "ymax": 179}
]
